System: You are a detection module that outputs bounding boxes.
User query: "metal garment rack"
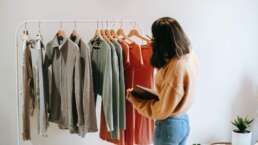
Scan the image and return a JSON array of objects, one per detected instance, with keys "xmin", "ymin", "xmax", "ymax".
[{"xmin": 15, "ymin": 19, "xmax": 137, "ymax": 145}]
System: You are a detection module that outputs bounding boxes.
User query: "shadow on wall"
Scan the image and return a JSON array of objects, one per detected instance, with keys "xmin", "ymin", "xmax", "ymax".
[{"xmin": 231, "ymin": 74, "xmax": 258, "ymax": 144}]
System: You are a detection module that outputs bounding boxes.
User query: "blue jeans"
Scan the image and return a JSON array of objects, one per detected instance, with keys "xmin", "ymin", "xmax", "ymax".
[{"xmin": 154, "ymin": 114, "xmax": 190, "ymax": 145}]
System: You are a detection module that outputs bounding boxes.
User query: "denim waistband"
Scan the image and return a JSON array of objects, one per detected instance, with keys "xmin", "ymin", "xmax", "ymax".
[{"xmin": 156, "ymin": 114, "xmax": 189, "ymax": 125}]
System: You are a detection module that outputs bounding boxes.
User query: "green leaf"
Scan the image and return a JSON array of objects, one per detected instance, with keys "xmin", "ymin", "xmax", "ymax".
[{"xmin": 232, "ymin": 116, "xmax": 254, "ymax": 133}]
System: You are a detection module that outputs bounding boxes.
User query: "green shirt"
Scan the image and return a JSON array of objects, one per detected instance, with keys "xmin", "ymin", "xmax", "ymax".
[{"xmin": 89, "ymin": 36, "xmax": 114, "ymax": 132}]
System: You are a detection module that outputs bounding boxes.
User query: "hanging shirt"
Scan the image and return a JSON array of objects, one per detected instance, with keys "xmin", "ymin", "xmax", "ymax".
[
  {"xmin": 89, "ymin": 36, "xmax": 114, "ymax": 132},
  {"xmin": 112, "ymin": 40, "xmax": 126, "ymax": 130},
  {"xmin": 109, "ymin": 42, "xmax": 120, "ymax": 139},
  {"xmin": 70, "ymin": 36, "xmax": 97, "ymax": 136},
  {"xmin": 30, "ymin": 38, "xmax": 48, "ymax": 137},
  {"xmin": 99, "ymin": 40, "xmax": 126, "ymax": 140},
  {"xmin": 45, "ymin": 36, "xmax": 81, "ymax": 132},
  {"xmin": 99, "ymin": 41, "xmax": 154, "ymax": 145},
  {"xmin": 22, "ymin": 39, "xmax": 34, "ymax": 141}
]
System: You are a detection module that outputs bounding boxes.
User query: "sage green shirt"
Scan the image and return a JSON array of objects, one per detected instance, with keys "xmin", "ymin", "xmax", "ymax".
[{"xmin": 89, "ymin": 36, "xmax": 114, "ymax": 132}]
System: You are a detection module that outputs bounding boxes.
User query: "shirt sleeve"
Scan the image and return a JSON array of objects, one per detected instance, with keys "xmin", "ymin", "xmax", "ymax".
[
  {"xmin": 22, "ymin": 46, "xmax": 34, "ymax": 140},
  {"xmin": 128, "ymin": 67, "xmax": 190, "ymax": 120},
  {"xmin": 101, "ymin": 45, "xmax": 114, "ymax": 131},
  {"xmin": 74, "ymin": 47, "xmax": 84, "ymax": 131},
  {"xmin": 82, "ymin": 42, "xmax": 97, "ymax": 133}
]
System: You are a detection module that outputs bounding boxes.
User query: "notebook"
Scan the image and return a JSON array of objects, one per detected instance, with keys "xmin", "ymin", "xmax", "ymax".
[{"xmin": 131, "ymin": 85, "xmax": 159, "ymax": 100}]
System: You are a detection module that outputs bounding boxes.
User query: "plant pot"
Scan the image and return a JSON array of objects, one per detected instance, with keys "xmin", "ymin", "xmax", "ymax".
[{"xmin": 232, "ymin": 131, "xmax": 252, "ymax": 145}]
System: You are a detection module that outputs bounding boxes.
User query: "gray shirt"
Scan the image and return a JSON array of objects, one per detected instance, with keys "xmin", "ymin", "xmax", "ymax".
[
  {"xmin": 30, "ymin": 38, "xmax": 48, "ymax": 136},
  {"xmin": 89, "ymin": 36, "xmax": 114, "ymax": 132},
  {"xmin": 111, "ymin": 40, "xmax": 126, "ymax": 130},
  {"xmin": 109, "ymin": 42, "xmax": 120, "ymax": 139},
  {"xmin": 45, "ymin": 36, "xmax": 81, "ymax": 132},
  {"xmin": 71, "ymin": 36, "xmax": 97, "ymax": 136}
]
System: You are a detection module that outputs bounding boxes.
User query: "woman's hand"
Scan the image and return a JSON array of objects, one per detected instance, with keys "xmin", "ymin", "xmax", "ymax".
[{"xmin": 126, "ymin": 88, "xmax": 134, "ymax": 99}]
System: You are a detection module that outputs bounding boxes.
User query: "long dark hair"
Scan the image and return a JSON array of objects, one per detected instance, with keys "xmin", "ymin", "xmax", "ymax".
[{"xmin": 151, "ymin": 17, "xmax": 190, "ymax": 68}]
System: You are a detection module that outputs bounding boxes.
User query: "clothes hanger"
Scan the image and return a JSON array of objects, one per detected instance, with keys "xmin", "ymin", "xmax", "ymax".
[
  {"xmin": 22, "ymin": 22, "xmax": 30, "ymax": 52},
  {"xmin": 110, "ymin": 22, "xmax": 118, "ymax": 39},
  {"xmin": 36, "ymin": 21, "xmax": 43, "ymax": 40},
  {"xmin": 116, "ymin": 20, "xmax": 126, "ymax": 39},
  {"xmin": 94, "ymin": 20, "xmax": 103, "ymax": 39},
  {"xmin": 128, "ymin": 22, "xmax": 150, "ymax": 43},
  {"xmin": 35, "ymin": 21, "xmax": 44, "ymax": 50},
  {"xmin": 145, "ymin": 35, "xmax": 152, "ymax": 40},
  {"xmin": 22, "ymin": 22, "xmax": 30, "ymax": 41},
  {"xmin": 128, "ymin": 22, "xmax": 145, "ymax": 65},
  {"xmin": 100, "ymin": 20, "xmax": 111, "ymax": 43},
  {"xmin": 104, "ymin": 20, "xmax": 113, "ymax": 41},
  {"xmin": 116, "ymin": 20, "xmax": 134, "ymax": 44},
  {"xmin": 70, "ymin": 21, "xmax": 80, "ymax": 42},
  {"xmin": 56, "ymin": 21, "xmax": 65, "ymax": 45}
]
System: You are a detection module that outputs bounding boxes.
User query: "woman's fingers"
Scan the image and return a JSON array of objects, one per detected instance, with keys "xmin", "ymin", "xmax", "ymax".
[{"xmin": 126, "ymin": 88, "xmax": 134, "ymax": 98}]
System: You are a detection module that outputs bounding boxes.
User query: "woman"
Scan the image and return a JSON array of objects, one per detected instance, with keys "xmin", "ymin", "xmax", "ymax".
[{"xmin": 127, "ymin": 17, "xmax": 198, "ymax": 145}]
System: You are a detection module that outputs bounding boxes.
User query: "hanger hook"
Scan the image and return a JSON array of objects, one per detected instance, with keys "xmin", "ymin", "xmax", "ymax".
[
  {"xmin": 96, "ymin": 20, "xmax": 98, "ymax": 29},
  {"xmin": 23, "ymin": 21, "xmax": 29, "ymax": 35},
  {"xmin": 112, "ymin": 21, "xmax": 116, "ymax": 29},
  {"xmin": 133, "ymin": 21, "xmax": 137, "ymax": 29},
  {"xmin": 60, "ymin": 21, "xmax": 63, "ymax": 30},
  {"xmin": 120, "ymin": 20, "xmax": 123, "ymax": 28},
  {"xmin": 24, "ymin": 21, "xmax": 28, "ymax": 31},
  {"xmin": 38, "ymin": 20, "xmax": 41, "ymax": 34},
  {"xmin": 106, "ymin": 20, "xmax": 108, "ymax": 29},
  {"xmin": 101, "ymin": 20, "xmax": 104, "ymax": 29},
  {"xmin": 73, "ymin": 20, "xmax": 77, "ymax": 30}
]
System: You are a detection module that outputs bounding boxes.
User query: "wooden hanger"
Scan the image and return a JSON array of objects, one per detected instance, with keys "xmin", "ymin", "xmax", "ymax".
[
  {"xmin": 117, "ymin": 28, "xmax": 126, "ymax": 39},
  {"xmin": 104, "ymin": 20, "xmax": 114, "ymax": 41},
  {"xmin": 109, "ymin": 22, "xmax": 117, "ymax": 39},
  {"xmin": 94, "ymin": 21, "xmax": 103, "ymax": 39},
  {"xmin": 110, "ymin": 29, "xmax": 117, "ymax": 39},
  {"xmin": 22, "ymin": 29, "xmax": 30, "ymax": 52},
  {"xmin": 105, "ymin": 29, "xmax": 113, "ymax": 41},
  {"xmin": 116, "ymin": 21, "xmax": 126, "ymax": 39},
  {"xmin": 56, "ymin": 21, "xmax": 65, "ymax": 44},
  {"xmin": 116, "ymin": 22, "xmax": 134, "ymax": 44},
  {"xmin": 145, "ymin": 35, "xmax": 153, "ymax": 41},
  {"xmin": 22, "ymin": 30, "xmax": 29, "ymax": 41},
  {"xmin": 100, "ymin": 21, "xmax": 111, "ymax": 43},
  {"xmin": 70, "ymin": 21, "xmax": 80, "ymax": 42},
  {"xmin": 128, "ymin": 23, "xmax": 147, "ymax": 65},
  {"xmin": 128, "ymin": 27, "xmax": 150, "ymax": 43}
]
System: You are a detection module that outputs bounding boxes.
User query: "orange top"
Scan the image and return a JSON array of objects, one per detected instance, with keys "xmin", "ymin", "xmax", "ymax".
[{"xmin": 128, "ymin": 51, "xmax": 199, "ymax": 120}]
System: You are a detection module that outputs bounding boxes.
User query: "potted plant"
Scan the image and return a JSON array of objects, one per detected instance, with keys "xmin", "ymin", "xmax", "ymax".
[{"xmin": 232, "ymin": 116, "xmax": 254, "ymax": 145}]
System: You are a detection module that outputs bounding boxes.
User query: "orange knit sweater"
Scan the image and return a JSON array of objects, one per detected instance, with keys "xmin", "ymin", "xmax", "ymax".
[{"xmin": 128, "ymin": 51, "xmax": 198, "ymax": 120}]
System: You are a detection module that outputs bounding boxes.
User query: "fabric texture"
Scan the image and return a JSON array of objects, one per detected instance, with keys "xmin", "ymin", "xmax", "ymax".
[
  {"xmin": 109, "ymin": 42, "xmax": 120, "ymax": 139},
  {"xmin": 89, "ymin": 36, "xmax": 114, "ymax": 132},
  {"xmin": 128, "ymin": 50, "xmax": 199, "ymax": 120},
  {"xmin": 70, "ymin": 35, "xmax": 98, "ymax": 136},
  {"xmin": 131, "ymin": 43, "xmax": 154, "ymax": 145},
  {"xmin": 99, "ymin": 40, "xmax": 127, "ymax": 140},
  {"xmin": 99, "ymin": 41, "xmax": 155, "ymax": 145},
  {"xmin": 112, "ymin": 40, "xmax": 126, "ymax": 130},
  {"xmin": 45, "ymin": 36, "xmax": 82, "ymax": 132},
  {"xmin": 22, "ymin": 40, "xmax": 34, "ymax": 140},
  {"xmin": 30, "ymin": 38, "xmax": 48, "ymax": 136},
  {"xmin": 154, "ymin": 114, "xmax": 189, "ymax": 145}
]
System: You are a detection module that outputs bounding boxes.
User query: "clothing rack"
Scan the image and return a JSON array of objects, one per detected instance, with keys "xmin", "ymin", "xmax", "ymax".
[{"xmin": 15, "ymin": 19, "xmax": 137, "ymax": 145}]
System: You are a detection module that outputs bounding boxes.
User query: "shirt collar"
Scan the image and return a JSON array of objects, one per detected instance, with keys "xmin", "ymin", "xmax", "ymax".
[
  {"xmin": 49, "ymin": 35, "xmax": 68, "ymax": 50},
  {"xmin": 70, "ymin": 34, "xmax": 81, "ymax": 45}
]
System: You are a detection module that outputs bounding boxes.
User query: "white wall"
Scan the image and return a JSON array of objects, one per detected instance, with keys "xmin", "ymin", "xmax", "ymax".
[{"xmin": 1, "ymin": 0, "xmax": 258, "ymax": 145}]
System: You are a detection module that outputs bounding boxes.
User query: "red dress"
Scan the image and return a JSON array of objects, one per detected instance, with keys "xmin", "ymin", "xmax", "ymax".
[
  {"xmin": 99, "ymin": 41, "xmax": 154, "ymax": 145},
  {"xmin": 132, "ymin": 43, "xmax": 154, "ymax": 145}
]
